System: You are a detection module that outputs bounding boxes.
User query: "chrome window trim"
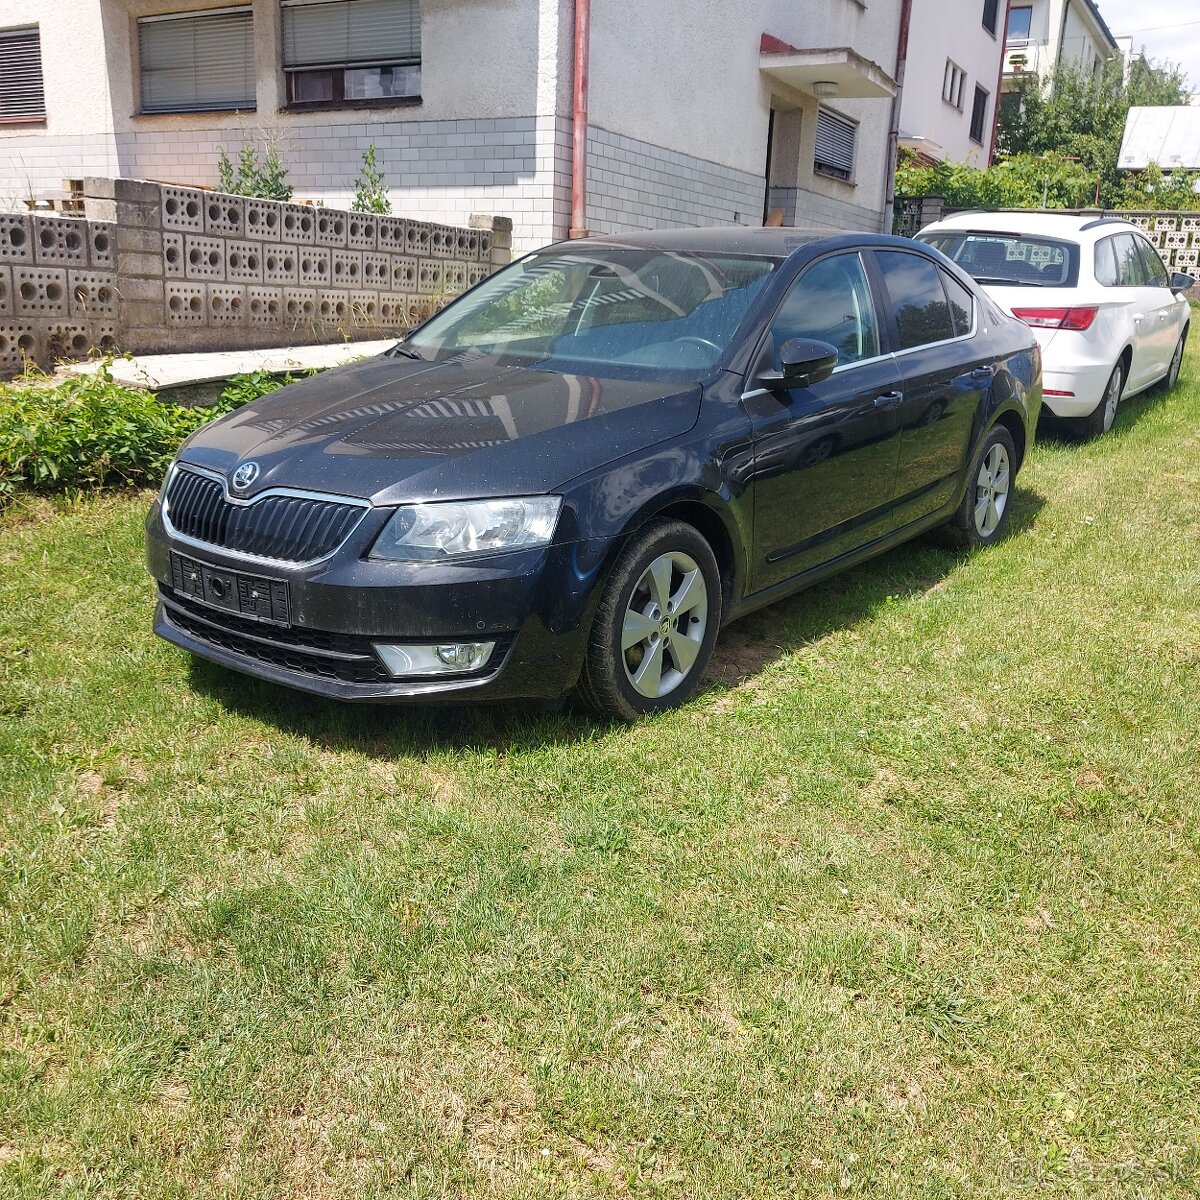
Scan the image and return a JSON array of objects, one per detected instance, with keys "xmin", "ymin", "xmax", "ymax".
[{"xmin": 161, "ymin": 462, "xmax": 373, "ymax": 569}]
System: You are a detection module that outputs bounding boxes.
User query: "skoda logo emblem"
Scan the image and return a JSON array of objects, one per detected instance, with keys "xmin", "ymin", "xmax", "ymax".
[{"xmin": 231, "ymin": 461, "xmax": 260, "ymax": 491}]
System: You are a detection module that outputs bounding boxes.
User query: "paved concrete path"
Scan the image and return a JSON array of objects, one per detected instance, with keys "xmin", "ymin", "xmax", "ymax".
[{"xmin": 66, "ymin": 339, "xmax": 397, "ymax": 392}]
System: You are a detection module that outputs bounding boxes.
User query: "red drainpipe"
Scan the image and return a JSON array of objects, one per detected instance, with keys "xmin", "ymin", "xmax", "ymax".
[
  {"xmin": 884, "ymin": 0, "xmax": 914, "ymax": 227},
  {"xmin": 988, "ymin": 0, "xmax": 1013, "ymax": 163},
  {"xmin": 569, "ymin": 0, "xmax": 591, "ymax": 238}
]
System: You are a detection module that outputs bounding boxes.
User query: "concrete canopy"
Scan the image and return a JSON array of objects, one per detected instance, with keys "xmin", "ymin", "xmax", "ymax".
[{"xmin": 759, "ymin": 36, "xmax": 896, "ymax": 102}]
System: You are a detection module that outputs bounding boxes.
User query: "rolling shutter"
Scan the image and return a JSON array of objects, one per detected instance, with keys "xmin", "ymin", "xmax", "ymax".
[
  {"xmin": 815, "ymin": 109, "xmax": 856, "ymax": 180},
  {"xmin": 139, "ymin": 7, "xmax": 255, "ymax": 114},
  {"xmin": 282, "ymin": 0, "xmax": 422, "ymax": 70},
  {"xmin": 0, "ymin": 28, "xmax": 46, "ymax": 121}
]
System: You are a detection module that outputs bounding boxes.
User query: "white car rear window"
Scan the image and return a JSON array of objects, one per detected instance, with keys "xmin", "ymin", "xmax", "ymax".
[{"xmin": 919, "ymin": 232, "xmax": 1080, "ymax": 289}]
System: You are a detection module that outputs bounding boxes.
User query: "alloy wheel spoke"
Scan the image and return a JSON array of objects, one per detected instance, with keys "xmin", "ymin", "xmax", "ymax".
[
  {"xmin": 647, "ymin": 558, "xmax": 673, "ymax": 609},
  {"xmin": 622, "ymin": 609, "xmax": 659, "ymax": 652},
  {"xmin": 975, "ymin": 494, "xmax": 990, "ymax": 530},
  {"xmin": 632, "ymin": 637, "xmax": 664, "ymax": 696},
  {"xmin": 992, "ymin": 465, "xmax": 1010, "ymax": 495},
  {"xmin": 670, "ymin": 568, "xmax": 705, "ymax": 618},
  {"xmin": 987, "ymin": 496, "xmax": 1000, "ymax": 533},
  {"xmin": 668, "ymin": 630, "xmax": 701, "ymax": 673}
]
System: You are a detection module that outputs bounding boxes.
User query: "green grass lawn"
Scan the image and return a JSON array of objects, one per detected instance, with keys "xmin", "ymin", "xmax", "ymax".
[{"xmin": 2, "ymin": 341, "xmax": 1199, "ymax": 1198}]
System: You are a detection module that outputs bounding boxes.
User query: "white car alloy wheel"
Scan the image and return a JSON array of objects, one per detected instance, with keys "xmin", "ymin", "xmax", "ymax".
[
  {"xmin": 1166, "ymin": 334, "xmax": 1185, "ymax": 391},
  {"xmin": 1100, "ymin": 364, "xmax": 1122, "ymax": 432},
  {"xmin": 621, "ymin": 551, "xmax": 708, "ymax": 698},
  {"xmin": 974, "ymin": 442, "xmax": 1011, "ymax": 540}
]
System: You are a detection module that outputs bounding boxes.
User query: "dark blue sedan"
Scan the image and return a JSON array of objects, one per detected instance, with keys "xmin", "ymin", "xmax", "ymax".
[{"xmin": 146, "ymin": 228, "xmax": 1042, "ymax": 718}]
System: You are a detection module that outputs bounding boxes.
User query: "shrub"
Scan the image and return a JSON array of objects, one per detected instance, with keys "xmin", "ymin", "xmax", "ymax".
[
  {"xmin": 216, "ymin": 137, "xmax": 294, "ymax": 202},
  {"xmin": 352, "ymin": 144, "xmax": 392, "ymax": 215},
  {"xmin": 0, "ymin": 365, "xmax": 306, "ymax": 502}
]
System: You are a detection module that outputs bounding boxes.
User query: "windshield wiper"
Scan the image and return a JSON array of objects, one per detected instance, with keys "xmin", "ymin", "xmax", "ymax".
[
  {"xmin": 388, "ymin": 344, "xmax": 425, "ymax": 360},
  {"xmin": 972, "ymin": 276, "xmax": 1040, "ymax": 287}
]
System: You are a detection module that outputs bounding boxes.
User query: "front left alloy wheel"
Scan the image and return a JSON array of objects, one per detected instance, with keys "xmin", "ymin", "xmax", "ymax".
[
  {"xmin": 578, "ymin": 519, "xmax": 721, "ymax": 720},
  {"xmin": 938, "ymin": 424, "xmax": 1017, "ymax": 550}
]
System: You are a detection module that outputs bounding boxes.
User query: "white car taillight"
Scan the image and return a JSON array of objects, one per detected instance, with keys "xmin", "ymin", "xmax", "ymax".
[{"xmin": 1011, "ymin": 306, "xmax": 1099, "ymax": 332}]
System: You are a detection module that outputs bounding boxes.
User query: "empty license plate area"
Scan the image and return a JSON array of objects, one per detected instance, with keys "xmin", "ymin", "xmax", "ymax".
[{"xmin": 170, "ymin": 552, "xmax": 290, "ymax": 625}]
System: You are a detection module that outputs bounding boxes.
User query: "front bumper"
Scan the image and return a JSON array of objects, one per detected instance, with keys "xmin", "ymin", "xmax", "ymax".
[{"xmin": 146, "ymin": 500, "xmax": 614, "ymax": 703}]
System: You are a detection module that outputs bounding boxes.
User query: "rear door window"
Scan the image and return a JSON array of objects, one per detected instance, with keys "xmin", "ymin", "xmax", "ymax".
[
  {"xmin": 1112, "ymin": 234, "xmax": 1151, "ymax": 287},
  {"xmin": 919, "ymin": 231, "xmax": 1079, "ymax": 288},
  {"xmin": 940, "ymin": 269, "xmax": 975, "ymax": 336},
  {"xmin": 876, "ymin": 251, "xmax": 956, "ymax": 349}
]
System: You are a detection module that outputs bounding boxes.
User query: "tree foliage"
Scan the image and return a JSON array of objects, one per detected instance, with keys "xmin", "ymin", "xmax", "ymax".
[
  {"xmin": 895, "ymin": 149, "xmax": 1098, "ymax": 209},
  {"xmin": 997, "ymin": 57, "xmax": 1190, "ymax": 207}
]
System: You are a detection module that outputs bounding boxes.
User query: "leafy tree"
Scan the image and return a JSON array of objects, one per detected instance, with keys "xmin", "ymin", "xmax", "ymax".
[
  {"xmin": 895, "ymin": 149, "xmax": 1096, "ymax": 209},
  {"xmin": 997, "ymin": 57, "xmax": 1190, "ymax": 207},
  {"xmin": 1117, "ymin": 163, "xmax": 1200, "ymax": 211},
  {"xmin": 216, "ymin": 136, "xmax": 294, "ymax": 201},
  {"xmin": 351, "ymin": 144, "xmax": 392, "ymax": 215}
]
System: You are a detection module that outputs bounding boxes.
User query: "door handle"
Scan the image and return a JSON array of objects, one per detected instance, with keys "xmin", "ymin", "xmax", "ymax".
[
  {"xmin": 971, "ymin": 365, "xmax": 996, "ymax": 380},
  {"xmin": 873, "ymin": 390, "xmax": 903, "ymax": 410}
]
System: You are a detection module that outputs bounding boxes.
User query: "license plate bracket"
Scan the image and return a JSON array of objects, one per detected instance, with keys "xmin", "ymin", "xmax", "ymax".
[{"xmin": 170, "ymin": 552, "xmax": 290, "ymax": 625}]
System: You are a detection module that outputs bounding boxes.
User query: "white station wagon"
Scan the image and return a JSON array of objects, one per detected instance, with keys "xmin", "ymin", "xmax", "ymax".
[{"xmin": 917, "ymin": 212, "xmax": 1192, "ymax": 438}]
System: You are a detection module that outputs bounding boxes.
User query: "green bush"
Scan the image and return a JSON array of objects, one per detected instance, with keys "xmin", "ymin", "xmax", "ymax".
[{"xmin": 0, "ymin": 365, "xmax": 304, "ymax": 502}]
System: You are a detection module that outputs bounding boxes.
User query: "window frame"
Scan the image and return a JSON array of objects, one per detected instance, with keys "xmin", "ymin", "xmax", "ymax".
[
  {"xmin": 983, "ymin": 0, "xmax": 1001, "ymax": 36},
  {"xmin": 281, "ymin": 0, "xmax": 423, "ymax": 112},
  {"xmin": 1094, "ymin": 236, "xmax": 1120, "ymax": 287},
  {"xmin": 813, "ymin": 107, "xmax": 858, "ymax": 184},
  {"xmin": 136, "ymin": 5, "xmax": 256, "ymax": 117},
  {"xmin": 0, "ymin": 25, "xmax": 46, "ymax": 124},
  {"xmin": 1006, "ymin": 5, "xmax": 1034, "ymax": 41},
  {"xmin": 943, "ymin": 60, "xmax": 967, "ymax": 110},
  {"xmin": 1133, "ymin": 236, "xmax": 1170, "ymax": 288},
  {"xmin": 1111, "ymin": 233, "xmax": 1151, "ymax": 287},
  {"xmin": 969, "ymin": 85, "xmax": 990, "ymax": 145}
]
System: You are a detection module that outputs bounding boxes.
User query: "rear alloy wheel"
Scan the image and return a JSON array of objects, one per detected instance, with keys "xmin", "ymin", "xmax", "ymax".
[
  {"xmin": 1162, "ymin": 329, "xmax": 1187, "ymax": 392},
  {"xmin": 578, "ymin": 519, "xmax": 721, "ymax": 720},
  {"xmin": 1072, "ymin": 361, "xmax": 1123, "ymax": 440},
  {"xmin": 938, "ymin": 425, "xmax": 1017, "ymax": 550}
]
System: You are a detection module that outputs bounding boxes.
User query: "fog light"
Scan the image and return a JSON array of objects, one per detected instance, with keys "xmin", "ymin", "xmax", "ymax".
[{"xmin": 373, "ymin": 641, "xmax": 496, "ymax": 677}]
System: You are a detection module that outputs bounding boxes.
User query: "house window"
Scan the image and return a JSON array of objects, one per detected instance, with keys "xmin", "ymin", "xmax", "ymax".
[
  {"xmin": 138, "ymin": 8, "xmax": 255, "ymax": 114},
  {"xmin": 983, "ymin": 0, "xmax": 1000, "ymax": 35},
  {"xmin": 1007, "ymin": 6, "xmax": 1033, "ymax": 41},
  {"xmin": 970, "ymin": 85, "xmax": 990, "ymax": 144},
  {"xmin": 943, "ymin": 60, "xmax": 966, "ymax": 109},
  {"xmin": 282, "ymin": 0, "xmax": 421, "ymax": 108},
  {"xmin": 814, "ymin": 108, "xmax": 856, "ymax": 182},
  {"xmin": 0, "ymin": 26, "xmax": 46, "ymax": 122}
]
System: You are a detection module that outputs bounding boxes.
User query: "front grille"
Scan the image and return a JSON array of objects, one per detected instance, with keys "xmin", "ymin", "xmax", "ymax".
[
  {"xmin": 161, "ymin": 589, "xmax": 392, "ymax": 684},
  {"xmin": 164, "ymin": 467, "xmax": 366, "ymax": 564}
]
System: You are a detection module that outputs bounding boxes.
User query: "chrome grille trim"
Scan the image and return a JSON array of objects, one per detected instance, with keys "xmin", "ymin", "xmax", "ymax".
[{"xmin": 161, "ymin": 463, "xmax": 372, "ymax": 567}]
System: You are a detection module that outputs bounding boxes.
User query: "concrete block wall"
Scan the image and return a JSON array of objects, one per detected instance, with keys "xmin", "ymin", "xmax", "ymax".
[{"xmin": 0, "ymin": 178, "xmax": 511, "ymax": 376}]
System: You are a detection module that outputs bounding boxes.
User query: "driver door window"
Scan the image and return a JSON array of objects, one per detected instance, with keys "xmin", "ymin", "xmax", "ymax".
[{"xmin": 768, "ymin": 252, "xmax": 880, "ymax": 369}]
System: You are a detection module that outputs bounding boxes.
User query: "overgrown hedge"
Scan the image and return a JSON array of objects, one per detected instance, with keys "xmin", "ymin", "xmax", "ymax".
[{"xmin": 0, "ymin": 366, "xmax": 301, "ymax": 502}]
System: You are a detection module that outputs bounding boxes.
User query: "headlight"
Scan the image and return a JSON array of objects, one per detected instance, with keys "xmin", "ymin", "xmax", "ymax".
[{"xmin": 370, "ymin": 496, "xmax": 562, "ymax": 562}]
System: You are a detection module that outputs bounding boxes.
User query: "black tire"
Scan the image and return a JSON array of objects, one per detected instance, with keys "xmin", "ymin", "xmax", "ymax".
[
  {"xmin": 1160, "ymin": 327, "xmax": 1187, "ymax": 393},
  {"xmin": 1070, "ymin": 360, "xmax": 1123, "ymax": 440},
  {"xmin": 937, "ymin": 424, "xmax": 1017, "ymax": 550},
  {"xmin": 577, "ymin": 519, "xmax": 722, "ymax": 720}
]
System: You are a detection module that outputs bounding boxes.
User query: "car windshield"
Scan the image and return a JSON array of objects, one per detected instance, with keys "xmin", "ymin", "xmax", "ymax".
[
  {"xmin": 400, "ymin": 247, "xmax": 778, "ymax": 381},
  {"xmin": 919, "ymin": 231, "xmax": 1080, "ymax": 288}
]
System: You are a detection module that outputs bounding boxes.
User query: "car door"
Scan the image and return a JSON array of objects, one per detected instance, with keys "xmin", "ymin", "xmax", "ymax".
[
  {"xmin": 1132, "ymin": 235, "xmax": 1187, "ymax": 380},
  {"xmin": 1110, "ymin": 233, "xmax": 1164, "ymax": 391},
  {"xmin": 743, "ymin": 251, "xmax": 904, "ymax": 592},
  {"xmin": 872, "ymin": 249, "xmax": 992, "ymax": 525}
]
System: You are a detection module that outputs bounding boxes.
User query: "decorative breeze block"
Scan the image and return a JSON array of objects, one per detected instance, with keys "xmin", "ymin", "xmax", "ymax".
[
  {"xmin": 244, "ymin": 199, "xmax": 283, "ymax": 241},
  {"xmin": 68, "ymin": 271, "xmax": 117, "ymax": 318},
  {"xmin": 297, "ymin": 248, "xmax": 331, "ymax": 284},
  {"xmin": 0, "ymin": 214, "xmax": 34, "ymax": 262},
  {"xmin": 161, "ymin": 186, "xmax": 206, "ymax": 232},
  {"xmin": 247, "ymin": 287, "xmax": 284, "ymax": 324},
  {"xmin": 417, "ymin": 260, "xmax": 443, "ymax": 295},
  {"xmin": 203, "ymin": 194, "xmax": 246, "ymax": 237},
  {"xmin": 350, "ymin": 291, "xmax": 380, "ymax": 325},
  {"xmin": 165, "ymin": 282, "xmax": 206, "ymax": 325},
  {"xmin": 14, "ymin": 267, "xmax": 69, "ymax": 316},
  {"xmin": 284, "ymin": 289, "xmax": 318, "ymax": 322},
  {"xmin": 207, "ymin": 284, "xmax": 246, "ymax": 324},
  {"xmin": 315, "ymin": 210, "xmax": 348, "ymax": 247},
  {"xmin": 362, "ymin": 252, "xmax": 389, "ymax": 286},
  {"xmin": 280, "ymin": 204, "xmax": 317, "ymax": 243},
  {"xmin": 184, "ymin": 236, "xmax": 226, "ymax": 280},
  {"xmin": 262, "ymin": 247, "xmax": 298, "ymax": 285},
  {"xmin": 225, "ymin": 241, "xmax": 265, "ymax": 282},
  {"xmin": 162, "ymin": 232, "xmax": 185, "ymax": 277},
  {"xmin": 390, "ymin": 256, "xmax": 418, "ymax": 291},
  {"xmin": 347, "ymin": 215, "xmax": 378, "ymax": 250},
  {"xmin": 331, "ymin": 250, "xmax": 363, "ymax": 287},
  {"xmin": 33, "ymin": 217, "xmax": 88, "ymax": 266},
  {"xmin": 88, "ymin": 222, "xmax": 115, "ymax": 268}
]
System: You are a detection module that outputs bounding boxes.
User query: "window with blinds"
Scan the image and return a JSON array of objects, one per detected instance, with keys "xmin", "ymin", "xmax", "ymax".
[
  {"xmin": 814, "ymin": 109, "xmax": 856, "ymax": 182},
  {"xmin": 138, "ymin": 7, "xmax": 255, "ymax": 115},
  {"xmin": 0, "ymin": 27, "xmax": 46, "ymax": 122},
  {"xmin": 281, "ymin": 0, "xmax": 422, "ymax": 107}
]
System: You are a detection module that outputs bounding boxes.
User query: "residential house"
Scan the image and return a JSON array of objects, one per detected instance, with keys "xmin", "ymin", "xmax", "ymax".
[
  {"xmin": 0, "ymin": 0, "xmax": 988, "ymax": 251},
  {"xmin": 1001, "ymin": 0, "xmax": 1119, "ymax": 88},
  {"xmin": 897, "ymin": 0, "xmax": 1008, "ymax": 166}
]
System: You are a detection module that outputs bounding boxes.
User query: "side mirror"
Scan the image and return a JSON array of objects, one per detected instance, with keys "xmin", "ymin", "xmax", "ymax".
[
  {"xmin": 757, "ymin": 338, "xmax": 840, "ymax": 391},
  {"xmin": 1170, "ymin": 272, "xmax": 1195, "ymax": 293}
]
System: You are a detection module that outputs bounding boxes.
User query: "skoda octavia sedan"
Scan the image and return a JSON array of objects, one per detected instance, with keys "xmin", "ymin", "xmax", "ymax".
[
  {"xmin": 917, "ymin": 212, "xmax": 1191, "ymax": 439},
  {"xmin": 147, "ymin": 229, "xmax": 1041, "ymax": 719}
]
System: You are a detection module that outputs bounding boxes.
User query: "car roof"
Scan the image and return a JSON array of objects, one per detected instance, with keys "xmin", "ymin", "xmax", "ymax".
[
  {"xmin": 920, "ymin": 211, "xmax": 1140, "ymax": 241},
  {"xmin": 545, "ymin": 226, "xmax": 926, "ymax": 260}
]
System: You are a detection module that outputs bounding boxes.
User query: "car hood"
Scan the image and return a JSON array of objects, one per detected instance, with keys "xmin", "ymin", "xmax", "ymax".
[{"xmin": 177, "ymin": 354, "xmax": 704, "ymax": 505}]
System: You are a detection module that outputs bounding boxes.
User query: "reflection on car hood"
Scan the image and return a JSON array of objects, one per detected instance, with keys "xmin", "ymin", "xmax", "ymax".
[{"xmin": 177, "ymin": 354, "xmax": 703, "ymax": 504}]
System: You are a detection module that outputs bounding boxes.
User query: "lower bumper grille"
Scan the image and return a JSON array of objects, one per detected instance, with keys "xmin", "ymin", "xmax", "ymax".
[{"xmin": 160, "ymin": 588, "xmax": 392, "ymax": 684}]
